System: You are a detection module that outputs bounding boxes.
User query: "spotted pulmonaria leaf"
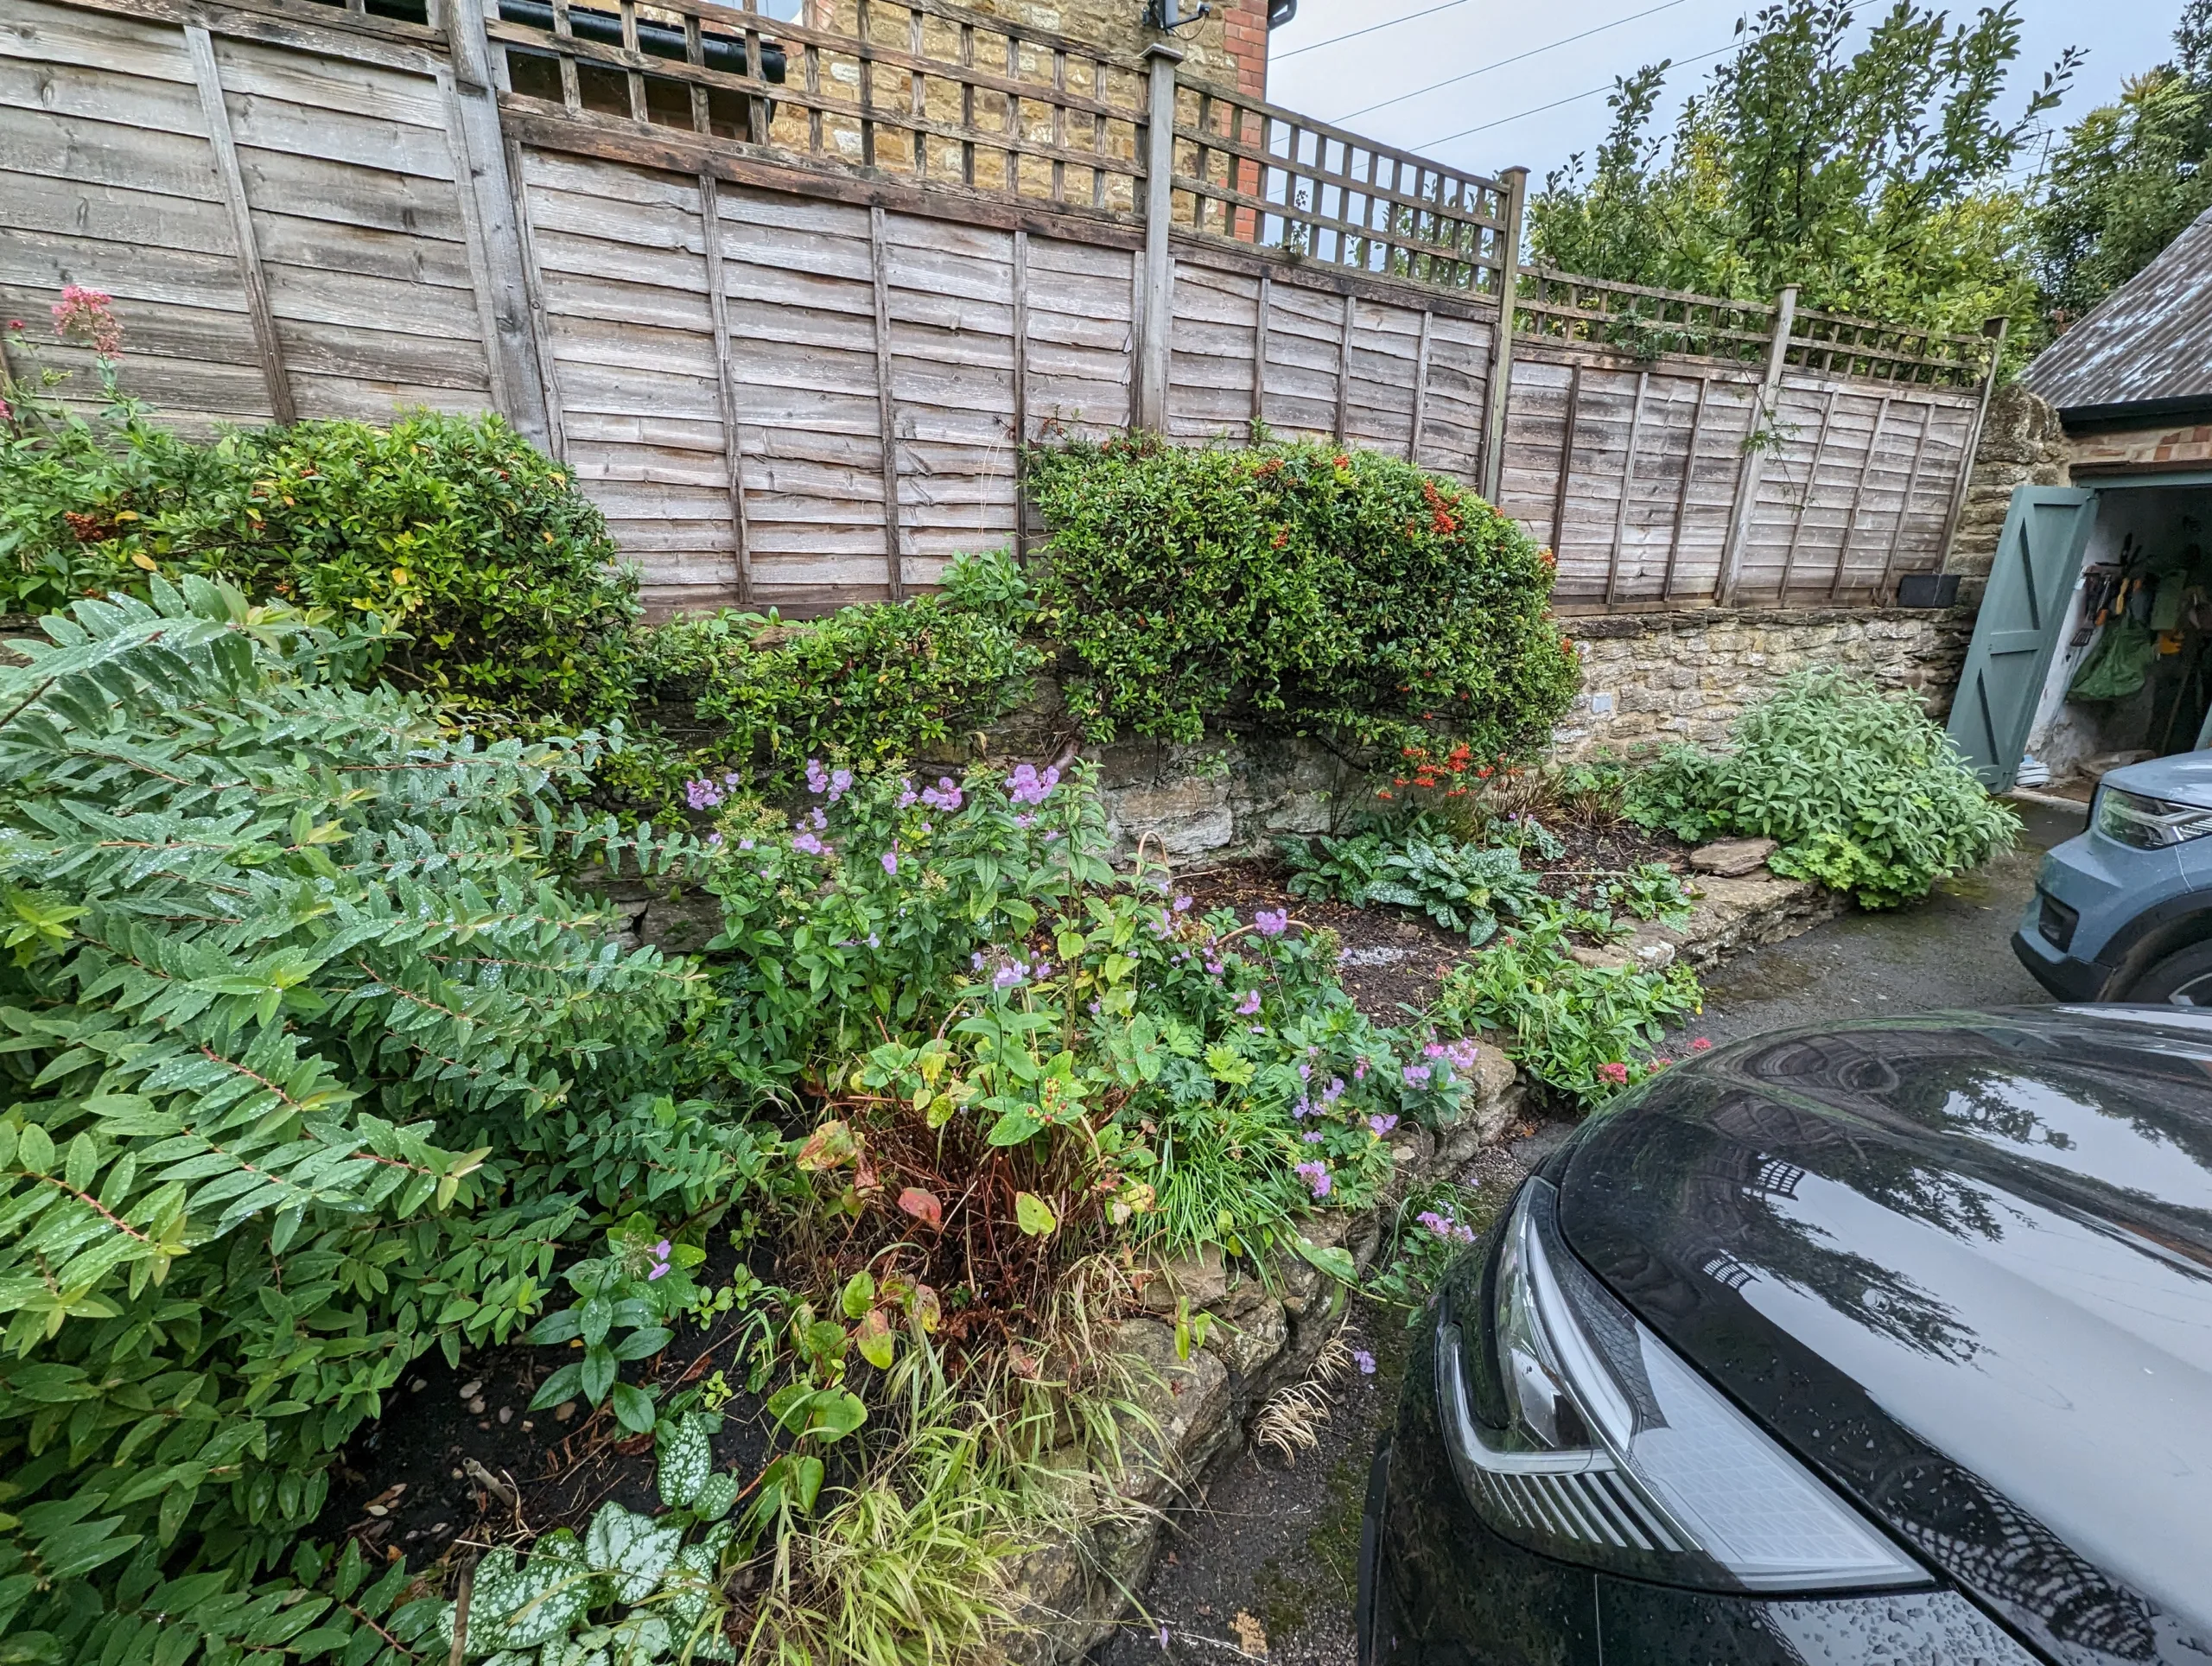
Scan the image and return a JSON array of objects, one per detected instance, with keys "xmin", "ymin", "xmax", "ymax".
[
  {"xmin": 897, "ymin": 1187, "xmax": 943, "ymax": 1230},
  {"xmin": 449, "ymin": 1537, "xmax": 590, "ymax": 1652},
  {"xmin": 1014, "ymin": 1192, "xmax": 1058, "ymax": 1237},
  {"xmin": 693, "ymin": 1469, "xmax": 741, "ymax": 1523},
  {"xmin": 583, "ymin": 1500, "xmax": 683, "ymax": 1604},
  {"xmin": 655, "ymin": 1412, "xmax": 712, "ymax": 1510}
]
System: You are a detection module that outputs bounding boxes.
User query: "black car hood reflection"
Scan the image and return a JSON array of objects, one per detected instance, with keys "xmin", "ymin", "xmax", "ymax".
[{"xmin": 1558, "ymin": 1008, "xmax": 2212, "ymax": 1666}]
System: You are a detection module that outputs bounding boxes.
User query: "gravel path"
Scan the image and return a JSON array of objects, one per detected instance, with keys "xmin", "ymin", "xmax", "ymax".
[{"xmin": 1085, "ymin": 795, "xmax": 2088, "ymax": 1666}]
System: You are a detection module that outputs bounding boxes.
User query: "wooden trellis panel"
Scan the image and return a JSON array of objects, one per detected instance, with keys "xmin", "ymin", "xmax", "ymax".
[{"xmin": 3, "ymin": 0, "xmax": 2000, "ymax": 617}]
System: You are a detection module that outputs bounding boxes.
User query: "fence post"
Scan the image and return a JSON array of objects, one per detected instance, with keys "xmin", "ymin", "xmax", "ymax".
[
  {"xmin": 1479, "ymin": 165, "xmax": 1527, "ymax": 502},
  {"xmin": 1135, "ymin": 41, "xmax": 1184, "ymax": 434},
  {"xmin": 1933, "ymin": 315, "xmax": 2010, "ymax": 582},
  {"xmin": 442, "ymin": 0, "xmax": 555, "ymax": 448},
  {"xmin": 1717, "ymin": 283, "xmax": 1797, "ymax": 606}
]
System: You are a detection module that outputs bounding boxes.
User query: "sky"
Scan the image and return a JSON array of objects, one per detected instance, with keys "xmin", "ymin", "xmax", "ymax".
[{"xmin": 1263, "ymin": 0, "xmax": 2182, "ymax": 191}]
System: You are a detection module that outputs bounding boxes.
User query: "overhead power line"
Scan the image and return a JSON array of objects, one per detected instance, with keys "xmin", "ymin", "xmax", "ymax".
[
  {"xmin": 1332, "ymin": 0, "xmax": 1689, "ymax": 124},
  {"xmin": 1274, "ymin": 0, "xmax": 1469, "ymax": 61},
  {"xmin": 1416, "ymin": 39, "xmax": 1739, "ymax": 149}
]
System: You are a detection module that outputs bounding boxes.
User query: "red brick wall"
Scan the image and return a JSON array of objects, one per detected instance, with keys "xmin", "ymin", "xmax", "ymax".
[{"xmin": 1215, "ymin": 0, "xmax": 1271, "ymax": 99}]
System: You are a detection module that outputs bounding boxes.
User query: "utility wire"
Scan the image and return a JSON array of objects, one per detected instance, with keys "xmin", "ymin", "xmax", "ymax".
[
  {"xmin": 1416, "ymin": 39, "xmax": 1738, "ymax": 148},
  {"xmin": 1332, "ymin": 0, "xmax": 1689, "ymax": 123},
  {"xmin": 1274, "ymin": 0, "xmax": 1469, "ymax": 61}
]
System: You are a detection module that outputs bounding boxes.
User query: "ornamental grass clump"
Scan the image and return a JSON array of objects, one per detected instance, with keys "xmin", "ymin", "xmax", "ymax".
[
  {"xmin": 1624, "ymin": 669, "xmax": 2017, "ymax": 908},
  {"xmin": 1024, "ymin": 436, "xmax": 1579, "ymax": 760}
]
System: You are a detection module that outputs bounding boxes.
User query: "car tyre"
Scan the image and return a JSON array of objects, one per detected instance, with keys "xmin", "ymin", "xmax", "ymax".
[{"xmin": 2126, "ymin": 938, "xmax": 2212, "ymax": 1006}]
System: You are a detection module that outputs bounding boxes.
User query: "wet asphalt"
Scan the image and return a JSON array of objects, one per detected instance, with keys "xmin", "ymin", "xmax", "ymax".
[{"xmin": 1084, "ymin": 795, "xmax": 2088, "ymax": 1666}]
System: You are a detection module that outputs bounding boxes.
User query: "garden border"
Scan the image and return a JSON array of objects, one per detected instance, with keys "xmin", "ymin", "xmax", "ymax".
[{"xmin": 992, "ymin": 861, "xmax": 1847, "ymax": 1663}]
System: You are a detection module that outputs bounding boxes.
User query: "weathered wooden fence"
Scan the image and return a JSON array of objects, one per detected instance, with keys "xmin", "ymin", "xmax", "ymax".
[{"xmin": 0, "ymin": 0, "xmax": 1999, "ymax": 615}]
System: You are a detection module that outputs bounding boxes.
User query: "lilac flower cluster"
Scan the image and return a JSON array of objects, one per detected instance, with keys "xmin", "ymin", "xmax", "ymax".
[
  {"xmin": 684, "ymin": 770, "xmax": 742, "ymax": 811},
  {"xmin": 1007, "ymin": 762, "xmax": 1060, "ymax": 805},
  {"xmin": 972, "ymin": 951, "xmax": 1050, "ymax": 989},
  {"xmin": 1417, "ymin": 1209, "xmax": 1477, "ymax": 1245},
  {"xmin": 804, "ymin": 758, "xmax": 855, "ymax": 803},
  {"xmin": 899, "ymin": 775, "xmax": 965, "ymax": 814},
  {"xmin": 1254, "ymin": 908, "xmax": 1288, "ymax": 938},
  {"xmin": 1422, "ymin": 1037, "xmax": 1481, "ymax": 1075}
]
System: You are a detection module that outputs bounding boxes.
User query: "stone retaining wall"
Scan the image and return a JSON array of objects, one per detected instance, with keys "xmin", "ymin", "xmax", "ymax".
[{"xmin": 1548, "ymin": 605, "xmax": 1977, "ymax": 760}]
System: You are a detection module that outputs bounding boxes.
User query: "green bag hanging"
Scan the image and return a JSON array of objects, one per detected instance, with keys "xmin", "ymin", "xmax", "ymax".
[{"xmin": 2069, "ymin": 618, "xmax": 2159, "ymax": 702}]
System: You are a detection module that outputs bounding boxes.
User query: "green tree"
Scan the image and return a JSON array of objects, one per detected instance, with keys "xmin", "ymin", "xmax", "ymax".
[
  {"xmin": 2032, "ymin": 0, "xmax": 2212, "ymax": 320},
  {"xmin": 1529, "ymin": 0, "xmax": 2077, "ymax": 345}
]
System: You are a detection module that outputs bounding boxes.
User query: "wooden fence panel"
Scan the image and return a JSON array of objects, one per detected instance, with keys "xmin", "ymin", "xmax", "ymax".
[
  {"xmin": 878, "ymin": 209, "xmax": 1021, "ymax": 587},
  {"xmin": 1, "ymin": 0, "xmax": 273, "ymax": 428},
  {"xmin": 3, "ymin": 0, "xmax": 1999, "ymax": 619}
]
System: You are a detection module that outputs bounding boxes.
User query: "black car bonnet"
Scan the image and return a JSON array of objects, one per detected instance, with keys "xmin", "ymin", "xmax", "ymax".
[{"xmin": 1559, "ymin": 1009, "xmax": 2212, "ymax": 1666}]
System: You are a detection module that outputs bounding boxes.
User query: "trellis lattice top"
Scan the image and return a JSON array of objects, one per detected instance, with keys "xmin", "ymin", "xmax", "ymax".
[
  {"xmin": 1787, "ymin": 305, "xmax": 1992, "ymax": 388},
  {"xmin": 1513, "ymin": 269, "xmax": 1777, "ymax": 366},
  {"xmin": 486, "ymin": 0, "xmax": 1152, "ymax": 215},
  {"xmin": 1167, "ymin": 79, "xmax": 1511, "ymax": 289}
]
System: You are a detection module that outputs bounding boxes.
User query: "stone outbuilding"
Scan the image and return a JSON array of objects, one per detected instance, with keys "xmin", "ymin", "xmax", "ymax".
[{"xmin": 1942, "ymin": 207, "xmax": 2212, "ymax": 791}]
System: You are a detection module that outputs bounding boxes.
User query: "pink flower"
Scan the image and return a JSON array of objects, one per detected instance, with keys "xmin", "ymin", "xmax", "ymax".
[
  {"xmin": 1294, "ymin": 1160, "xmax": 1332, "ymax": 1199},
  {"xmin": 52, "ymin": 284, "xmax": 121, "ymax": 356},
  {"xmin": 1690, "ymin": 1036, "xmax": 1713, "ymax": 1052},
  {"xmin": 1598, "ymin": 1062, "xmax": 1630, "ymax": 1085},
  {"xmin": 1236, "ymin": 989, "xmax": 1262, "ymax": 1015}
]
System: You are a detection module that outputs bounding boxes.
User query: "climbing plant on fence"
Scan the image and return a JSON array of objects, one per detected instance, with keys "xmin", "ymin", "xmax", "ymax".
[{"xmin": 0, "ymin": 580, "xmax": 768, "ymax": 1663}]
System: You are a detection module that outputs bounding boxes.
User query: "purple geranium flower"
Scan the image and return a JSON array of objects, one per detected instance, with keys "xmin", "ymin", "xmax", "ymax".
[
  {"xmin": 881, "ymin": 850, "xmax": 899, "ymax": 876},
  {"xmin": 1236, "ymin": 990, "xmax": 1262, "ymax": 1015},
  {"xmin": 1367, "ymin": 1113, "xmax": 1398, "ymax": 1135},
  {"xmin": 1294, "ymin": 1160, "xmax": 1332, "ymax": 1199},
  {"xmin": 1255, "ymin": 908, "xmax": 1288, "ymax": 938}
]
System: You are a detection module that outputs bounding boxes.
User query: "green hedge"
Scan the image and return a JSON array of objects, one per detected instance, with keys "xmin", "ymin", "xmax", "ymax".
[
  {"xmin": 2, "ymin": 404, "xmax": 639, "ymax": 720},
  {"xmin": 1025, "ymin": 436, "xmax": 1579, "ymax": 760}
]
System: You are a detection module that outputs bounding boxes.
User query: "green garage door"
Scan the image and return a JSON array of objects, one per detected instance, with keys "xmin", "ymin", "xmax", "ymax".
[{"xmin": 1946, "ymin": 486, "xmax": 2098, "ymax": 791}]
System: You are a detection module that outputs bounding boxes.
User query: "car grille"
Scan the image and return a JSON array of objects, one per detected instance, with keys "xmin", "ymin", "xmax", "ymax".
[
  {"xmin": 2037, "ymin": 891, "xmax": 2080, "ymax": 952},
  {"xmin": 1459, "ymin": 1459, "xmax": 1686, "ymax": 1555}
]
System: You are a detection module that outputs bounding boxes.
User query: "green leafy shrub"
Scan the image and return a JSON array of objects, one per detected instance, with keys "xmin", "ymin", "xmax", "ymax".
[
  {"xmin": 0, "ymin": 581, "xmax": 772, "ymax": 1660},
  {"xmin": 1433, "ymin": 919, "xmax": 1703, "ymax": 1107},
  {"xmin": 2, "ymin": 365, "xmax": 639, "ymax": 720},
  {"xmin": 1281, "ymin": 822, "xmax": 1541, "ymax": 943},
  {"xmin": 626, "ymin": 551, "xmax": 1043, "ymax": 800},
  {"xmin": 701, "ymin": 760, "xmax": 1486, "ymax": 1269},
  {"xmin": 1624, "ymin": 670, "xmax": 2017, "ymax": 907},
  {"xmin": 1025, "ymin": 437, "xmax": 1579, "ymax": 757}
]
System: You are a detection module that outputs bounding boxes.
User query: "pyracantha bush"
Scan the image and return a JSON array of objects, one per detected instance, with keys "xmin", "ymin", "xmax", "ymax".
[
  {"xmin": 2, "ymin": 320, "xmax": 639, "ymax": 721},
  {"xmin": 1024, "ymin": 436, "xmax": 1580, "ymax": 759}
]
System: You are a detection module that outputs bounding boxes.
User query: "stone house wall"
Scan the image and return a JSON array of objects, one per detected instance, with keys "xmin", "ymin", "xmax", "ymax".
[
  {"xmin": 1944, "ymin": 382, "xmax": 2074, "ymax": 598},
  {"xmin": 957, "ymin": 0, "xmax": 1274, "ymax": 95}
]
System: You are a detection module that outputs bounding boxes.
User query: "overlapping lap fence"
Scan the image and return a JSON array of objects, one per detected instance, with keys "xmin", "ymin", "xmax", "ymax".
[{"xmin": 0, "ymin": 0, "xmax": 2000, "ymax": 614}]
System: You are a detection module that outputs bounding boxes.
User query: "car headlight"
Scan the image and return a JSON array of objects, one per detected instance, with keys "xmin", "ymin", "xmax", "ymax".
[
  {"xmin": 2095, "ymin": 785, "xmax": 2212, "ymax": 849},
  {"xmin": 1436, "ymin": 1178, "xmax": 1925, "ymax": 1593}
]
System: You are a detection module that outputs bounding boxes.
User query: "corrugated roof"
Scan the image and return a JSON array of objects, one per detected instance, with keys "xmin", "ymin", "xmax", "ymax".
[{"xmin": 2024, "ymin": 205, "xmax": 2212, "ymax": 416}]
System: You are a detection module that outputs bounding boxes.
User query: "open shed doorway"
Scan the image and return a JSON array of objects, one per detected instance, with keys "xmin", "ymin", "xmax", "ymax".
[{"xmin": 2019, "ymin": 482, "xmax": 2212, "ymax": 795}]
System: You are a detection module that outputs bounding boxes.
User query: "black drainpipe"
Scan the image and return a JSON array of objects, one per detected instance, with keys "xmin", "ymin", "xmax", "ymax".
[{"xmin": 496, "ymin": 0, "xmax": 788, "ymax": 83}]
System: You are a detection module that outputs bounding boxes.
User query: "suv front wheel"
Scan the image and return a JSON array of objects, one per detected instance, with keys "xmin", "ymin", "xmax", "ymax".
[{"xmin": 2127, "ymin": 939, "xmax": 2212, "ymax": 1006}]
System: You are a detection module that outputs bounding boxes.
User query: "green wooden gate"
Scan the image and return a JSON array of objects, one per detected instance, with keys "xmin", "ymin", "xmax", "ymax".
[{"xmin": 1946, "ymin": 486, "xmax": 2098, "ymax": 791}]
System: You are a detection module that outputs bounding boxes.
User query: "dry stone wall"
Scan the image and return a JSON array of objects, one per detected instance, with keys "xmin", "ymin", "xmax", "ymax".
[
  {"xmin": 1549, "ymin": 605, "xmax": 1977, "ymax": 760},
  {"xmin": 1947, "ymin": 382, "xmax": 2074, "ymax": 594}
]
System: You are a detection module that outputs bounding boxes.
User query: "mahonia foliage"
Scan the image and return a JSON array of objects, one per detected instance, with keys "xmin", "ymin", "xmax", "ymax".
[
  {"xmin": 0, "ymin": 580, "xmax": 734, "ymax": 1663},
  {"xmin": 1025, "ymin": 438, "xmax": 1577, "ymax": 759}
]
